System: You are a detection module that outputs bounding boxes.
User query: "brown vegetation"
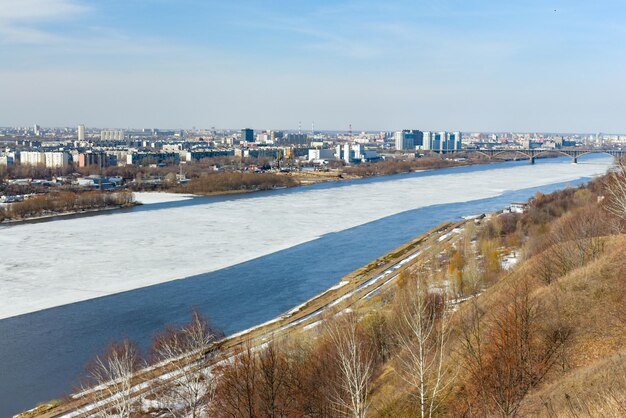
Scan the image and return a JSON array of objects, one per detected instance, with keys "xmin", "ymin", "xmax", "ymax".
[
  {"xmin": 179, "ymin": 172, "xmax": 297, "ymax": 195},
  {"xmin": 343, "ymin": 157, "xmax": 461, "ymax": 178},
  {"xmin": 0, "ymin": 190, "xmax": 134, "ymax": 222}
]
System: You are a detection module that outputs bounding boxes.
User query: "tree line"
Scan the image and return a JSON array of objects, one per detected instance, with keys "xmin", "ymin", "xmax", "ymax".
[
  {"xmin": 0, "ymin": 190, "xmax": 135, "ymax": 222},
  {"xmin": 178, "ymin": 172, "xmax": 297, "ymax": 195},
  {"xmin": 342, "ymin": 157, "xmax": 461, "ymax": 178}
]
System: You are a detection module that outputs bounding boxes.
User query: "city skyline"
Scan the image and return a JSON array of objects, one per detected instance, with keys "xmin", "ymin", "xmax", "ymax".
[{"xmin": 1, "ymin": 1, "xmax": 625, "ymax": 132}]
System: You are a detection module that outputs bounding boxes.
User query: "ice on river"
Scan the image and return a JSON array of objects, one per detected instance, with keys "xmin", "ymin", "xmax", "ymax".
[
  {"xmin": 0, "ymin": 158, "xmax": 612, "ymax": 319},
  {"xmin": 133, "ymin": 192, "xmax": 194, "ymax": 205}
]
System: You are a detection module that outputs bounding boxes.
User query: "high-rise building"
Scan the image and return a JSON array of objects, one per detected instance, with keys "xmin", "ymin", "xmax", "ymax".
[
  {"xmin": 78, "ymin": 151, "xmax": 112, "ymax": 168},
  {"xmin": 20, "ymin": 151, "xmax": 69, "ymax": 168},
  {"xmin": 100, "ymin": 130, "xmax": 126, "ymax": 141},
  {"xmin": 423, "ymin": 131, "xmax": 442, "ymax": 150},
  {"xmin": 241, "ymin": 128, "xmax": 254, "ymax": 142},
  {"xmin": 44, "ymin": 152, "xmax": 70, "ymax": 168},
  {"xmin": 77, "ymin": 124, "xmax": 85, "ymax": 141},
  {"xmin": 394, "ymin": 130, "xmax": 423, "ymax": 151},
  {"xmin": 450, "ymin": 131, "xmax": 462, "ymax": 151},
  {"xmin": 19, "ymin": 151, "xmax": 46, "ymax": 166},
  {"xmin": 422, "ymin": 131, "xmax": 462, "ymax": 151}
]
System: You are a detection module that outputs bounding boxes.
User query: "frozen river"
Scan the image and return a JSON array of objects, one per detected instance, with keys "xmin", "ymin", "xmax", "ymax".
[
  {"xmin": 0, "ymin": 156, "xmax": 613, "ymax": 416},
  {"xmin": 0, "ymin": 157, "xmax": 612, "ymax": 320}
]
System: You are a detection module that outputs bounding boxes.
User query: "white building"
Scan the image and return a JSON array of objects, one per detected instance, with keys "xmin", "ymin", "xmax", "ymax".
[
  {"xmin": 19, "ymin": 151, "xmax": 46, "ymax": 166},
  {"xmin": 394, "ymin": 131, "xmax": 416, "ymax": 151},
  {"xmin": 77, "ymin": 124, "xmax": 85, "ymax": 141},
  {"xmin": 44, "ymin": 152, "xmax": 70, "ymax": 168},
  {"xmin": 101, "ymin": 130, "xmax": 126, "ymax": 141},
  {"xmin": 422, "ymin": 131, "xmax": 462, "ymax": 151},
  {"xmin": 307, "ymin": 149, "xmax": 335, "ymax": 162},
  {"xmin": 334, "ymin": 144, "xmax": 372, "ymax": 163},
  {"xmin": 19, "ymin": 151, "xmax": 69, "ymax": 168}
]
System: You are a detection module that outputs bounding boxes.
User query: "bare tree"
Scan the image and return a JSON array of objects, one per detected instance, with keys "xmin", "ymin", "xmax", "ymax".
[
  {"xmin": 151, "ymin": 310, "xmax": 222, "ymax": 417},
  {"xmin": 257, "ymin": 340, "xmax": 293, "ymax": 418},
  {"xmin": 531, "ymin": 205, "xmax": 608, "ymax": 285},
  {"xmin": 458, "ymin": 300, "xmax": 490, "ymax": 418},
  {"xmin": 604, "ymin": 157, "xmax": 626, "ymax": 229},
  {"xmin": 393, "ymin": 273, "xmax": 455, "ymax": 418},
  {"xmin": 460, "ymin": 280, "xmax": 569, "ymax": 417},
  {"xmin": 84, "ymin": 339, "xmax": 143, "ymax": 418},
  {"xmin": 463, "ymin": 255, "xmax": 483, "ymax": 296},
  {"xmin": 326, "ymin": 310, "xmax": 374, "ymax": 418},
  {"xmin": 214, "ymin": 341, "xmax": 259, "ymax": 418}
]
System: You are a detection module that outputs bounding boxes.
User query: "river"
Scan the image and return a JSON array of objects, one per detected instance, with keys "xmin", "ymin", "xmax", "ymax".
[{"xmin": 0, "ymin": 156, "xmax": 612, "ymax": 416}]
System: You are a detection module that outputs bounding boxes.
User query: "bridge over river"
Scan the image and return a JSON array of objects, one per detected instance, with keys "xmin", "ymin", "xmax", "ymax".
[{"xmin": 434, "ymin": 148, "xmax": 625, "ymax": 164}]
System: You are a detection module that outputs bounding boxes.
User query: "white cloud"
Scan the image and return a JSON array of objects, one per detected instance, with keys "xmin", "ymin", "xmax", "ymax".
[
  {"xmin": 0, "ymin": 0, "xmax": 88, "ymax": 21},
  {"xmin": 0, "ymin": 0, "xmax": 89, "ymax": 44}
]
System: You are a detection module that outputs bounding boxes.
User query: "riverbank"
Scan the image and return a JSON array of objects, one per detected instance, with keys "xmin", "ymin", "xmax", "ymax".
[
  {"xmin": 0, "ymin": 190, "xmax": 137, "ymax": 225},
  {"xmin": 0, "ymin": 202, "xmax": 140, "ymax": 225},
  {"xmin": 166, "ymin": 157, "xmax": 487, "ymax": 195}
]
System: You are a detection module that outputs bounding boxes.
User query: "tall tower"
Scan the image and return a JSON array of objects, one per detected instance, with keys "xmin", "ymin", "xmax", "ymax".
[
  {"xmin": 77, "ymin": 124, "xmax": 85, "ymax": 141},
  {"xmin": 241, "ymin": 128, "xmax": 254, "ymax": 142}
]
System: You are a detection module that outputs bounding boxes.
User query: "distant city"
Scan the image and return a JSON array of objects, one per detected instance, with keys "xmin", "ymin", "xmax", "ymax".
[{"xmin": 2, "ymin": 125, "xmax": 624, "ymax": 171}]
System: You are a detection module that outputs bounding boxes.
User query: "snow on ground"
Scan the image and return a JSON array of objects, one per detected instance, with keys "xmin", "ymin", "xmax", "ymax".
[
  {"xmin": 329, "ymin": 280, "xmax": 349, "ymax": 290},
  {"xmin": 0, "ymin": 159, "xmax": 612, "ymax": 320},
  {"xmin": 133, "ymin": 192, "xmax": 194, "ymax": 204},
  {"xmin": 501, "ymin": 252, "xmax": 520, "ymax": 270}
]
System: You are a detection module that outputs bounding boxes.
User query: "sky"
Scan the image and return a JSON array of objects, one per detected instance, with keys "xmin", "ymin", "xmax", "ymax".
[{"xmin": 0, "ymin": 0, "xmax": 625, "ymax": 132}]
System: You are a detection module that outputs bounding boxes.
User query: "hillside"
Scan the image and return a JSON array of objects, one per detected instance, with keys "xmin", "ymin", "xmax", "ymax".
[{"xmin": 366, "ymin": 174, "xmax": 626, "ymax": 417}]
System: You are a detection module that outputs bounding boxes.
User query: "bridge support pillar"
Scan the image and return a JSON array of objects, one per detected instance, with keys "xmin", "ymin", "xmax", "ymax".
[
  {"xmin": 573, "ymin": 157, "xmax": 578, "ymax": 164},
  {"xmin": 529, "ymin": 157, "xmax": 535, "ymax": 164}
]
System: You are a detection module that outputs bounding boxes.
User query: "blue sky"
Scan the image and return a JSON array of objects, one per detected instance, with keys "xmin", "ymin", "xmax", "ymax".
[{"xmin": 1, "ymin": 0, "xmax": 625, "ymax": 132}]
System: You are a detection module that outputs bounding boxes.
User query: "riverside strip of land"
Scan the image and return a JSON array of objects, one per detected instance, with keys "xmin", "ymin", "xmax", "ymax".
[{"xmin": 23, "ymin": 220, "xmax": 466, "ymax": 418}]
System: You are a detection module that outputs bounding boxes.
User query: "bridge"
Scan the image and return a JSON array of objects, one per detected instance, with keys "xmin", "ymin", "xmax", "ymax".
[{"xmin": 433, "ymin": 148, "xmax": 625, "ymax": 164}]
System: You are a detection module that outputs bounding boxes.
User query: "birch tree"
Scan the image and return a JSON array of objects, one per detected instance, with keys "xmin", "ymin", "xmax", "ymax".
[
  {"xmin": 327, "ymin": 311, "xmax": 373, "ymax": 418},
  {"xmin": 151, "ymin": 310, "xmax": 222, "ymax": 417},
  {"xmin": 393, "ymin": 274, "xmax": 455, "ymax": 418},
  {"xmin": 84, "ymin": 339, "xmax": 143, "ymax": 418}
]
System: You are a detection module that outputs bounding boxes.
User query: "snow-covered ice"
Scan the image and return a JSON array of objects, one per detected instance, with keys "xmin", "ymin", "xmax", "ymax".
[
  {"xmin": 133, "ymin": 192, "xmax": 194, "ymax": 205},
  {"xmin": 0, "ymin": 159, "xmax": 612, "ymax": 319}
]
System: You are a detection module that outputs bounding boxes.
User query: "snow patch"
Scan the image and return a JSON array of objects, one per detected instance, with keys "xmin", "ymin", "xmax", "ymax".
[{"xmin": 133, "ymin": 192, "xmax": 194, "ymax": 205}]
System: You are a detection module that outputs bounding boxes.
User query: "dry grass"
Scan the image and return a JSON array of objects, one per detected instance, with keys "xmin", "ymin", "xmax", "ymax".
[{"xmin": 368, "ymin": 230, "xmax": 625, "ymax": 417}]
